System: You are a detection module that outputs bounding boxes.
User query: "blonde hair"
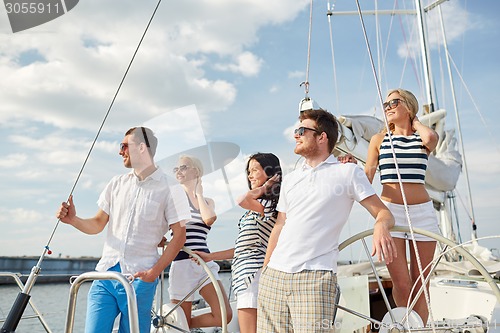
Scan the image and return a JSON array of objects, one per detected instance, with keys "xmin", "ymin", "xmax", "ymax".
[
  {"xmin": 179, "ymin": 155, "xmax": 204, "ymax": 177},
  {"xmin": 383, "ymin": 88, "xmax": 419, "ymax": 133}
]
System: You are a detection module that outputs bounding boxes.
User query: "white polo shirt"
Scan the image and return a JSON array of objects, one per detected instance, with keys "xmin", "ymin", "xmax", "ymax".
[
  {"xmin": 95, "ymin": 167, "xmax": 191, "ymax": 275},
  {"xmin": 268, "ymin": 155, "xmax": 375, "ymax": 273}
]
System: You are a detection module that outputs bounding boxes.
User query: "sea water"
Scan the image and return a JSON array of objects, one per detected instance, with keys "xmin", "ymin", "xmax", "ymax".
[{"xmin": 0, "ymin": 272, "xmax": 233, "ymax": 333}]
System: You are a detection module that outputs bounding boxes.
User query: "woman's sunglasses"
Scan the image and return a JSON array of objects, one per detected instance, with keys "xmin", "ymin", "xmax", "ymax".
[
  {"xmin": 383, "ymin": 98, "xmax": 405, "ymax": 111},
  {"xmin": 173, "ymin": 165, "xmax": 191, "ymax": 173}
]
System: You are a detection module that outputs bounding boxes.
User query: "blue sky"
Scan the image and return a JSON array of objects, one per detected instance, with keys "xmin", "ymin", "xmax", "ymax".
[{"xmin": 0, "ymin": 0, "xmax": 499, "ymax": 259}]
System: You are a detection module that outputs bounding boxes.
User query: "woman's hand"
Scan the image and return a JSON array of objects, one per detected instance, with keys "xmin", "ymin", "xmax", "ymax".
[
  {"xmin": 157, "ymin": 236, "xmax": 167, "ymax": 247},
  {"xmin": 262, "ymin": 174, "xmax": 280, "ymax": 190},
  {"xmin": 195, "ymin": 177, "xmax": 204, "ymax": 197},
  {"xmin": 337, "ymin": 153, "xmax": 357, "ymax": 164},
  {"xmin": 191, "ymin": 250, "xmax": 212, "ymax": 265}
]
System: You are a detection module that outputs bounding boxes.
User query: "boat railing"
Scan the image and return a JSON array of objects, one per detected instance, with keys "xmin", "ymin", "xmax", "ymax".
[
  {"xmin": 65, "ymin": 271, "xmax": 139, "ymax": 333},
  {"xmin": 0, "ymin": 272, "xmax": 53, "ymax": 333}
]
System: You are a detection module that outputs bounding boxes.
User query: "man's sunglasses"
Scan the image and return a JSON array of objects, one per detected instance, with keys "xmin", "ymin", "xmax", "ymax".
[
  {"xmin": 119, "ymin": 143, "xmax": 128, "ymax": 151},
  {"xmin": 383, "ymin": 98, "xmax": 404, "ymax": 111},
  {"xmin": 294, "ymin": 126, "xmax": 321, "ymax": 136}
]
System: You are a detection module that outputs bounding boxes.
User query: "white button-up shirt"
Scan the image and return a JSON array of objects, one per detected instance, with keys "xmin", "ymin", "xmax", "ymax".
[
  {"xmin": 269, "ymin": 155, "xmax": 375, "ymax": 273},
  {"xmin": 95, "ymin": 167, "xmax": 190, "ymax": 275}
]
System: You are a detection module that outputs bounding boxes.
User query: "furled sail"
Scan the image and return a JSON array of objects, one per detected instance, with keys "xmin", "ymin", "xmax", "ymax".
[{"xmin": 335, "ymin": 110, "xmax": 462, "ymax": 193}]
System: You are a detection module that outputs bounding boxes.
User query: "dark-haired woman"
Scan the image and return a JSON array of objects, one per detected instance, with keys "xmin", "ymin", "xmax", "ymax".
[{"xmin": 195, "ymin": 152, "xmax": 282, "ymax": 333}]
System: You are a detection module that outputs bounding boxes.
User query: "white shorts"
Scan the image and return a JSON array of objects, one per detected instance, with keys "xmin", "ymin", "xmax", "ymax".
[
  {"xmin": 168, "ymin": 259, "xmax": 220, "ymax": 302},
  {"xmin": 383, "ymin": 200, "xmax": 440, "ymax": 241},
  {"xmin": 235, "ymin": 269, "xmax": 261, "ymax": 309}
]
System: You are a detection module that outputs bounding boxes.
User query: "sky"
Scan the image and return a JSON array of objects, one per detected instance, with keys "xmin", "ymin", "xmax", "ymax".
[{"xmin": 0, "ymin": 0, "xmax": 499, "ymax": 260}]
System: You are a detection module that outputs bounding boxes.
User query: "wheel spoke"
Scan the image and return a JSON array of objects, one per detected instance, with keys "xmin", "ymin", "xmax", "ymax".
[
  {"xmin": 337, "ymin": 226, "xmax": 500, "ymax": 333},
  {"xmin": 361, "ymin": 238, "xmax": 396, "ymax": 323},
  {"xmin": 149, "ymin": 246, "xmax": 228, "ymax": 332}
]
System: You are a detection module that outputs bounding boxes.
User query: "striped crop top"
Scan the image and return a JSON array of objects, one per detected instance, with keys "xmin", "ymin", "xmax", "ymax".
[
  {"xmin": 378, "ymin": 132, "xmax": 428, "ymax": 184},
  {"xmin": 173, "ymin": 195, "xmax": 211, "ymax": 261}
]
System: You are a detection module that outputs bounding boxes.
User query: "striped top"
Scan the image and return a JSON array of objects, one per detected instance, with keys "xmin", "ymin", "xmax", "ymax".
[
  {"xmin": 232, "ymin": 199, "xmax": 277, "ymax": 295},
  {"xmin": 379, "ymin": 132, "xmax": 428, "ymax": 184},
  {"xmin": 173, "ymin": 195, "xmax": 211, "ymax": 261}
]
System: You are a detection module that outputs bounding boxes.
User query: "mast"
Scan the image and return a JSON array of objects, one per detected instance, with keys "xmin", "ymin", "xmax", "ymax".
[
  {"xmin": 415, "ymin": 0, "xmax": 435, "ymax": 112},
  {"xmin": 437, "ymin": 5, "xmax": 477, "ymax": 240}
]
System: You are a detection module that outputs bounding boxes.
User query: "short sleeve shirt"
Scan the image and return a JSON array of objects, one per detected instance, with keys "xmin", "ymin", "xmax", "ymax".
[
  {"xmin": 268, "ymin": 155, "xmax": 375, "ymax": 273},
  {"xmin": 95, "ymin": 167, "xmax": 191, "ymax": 275}
]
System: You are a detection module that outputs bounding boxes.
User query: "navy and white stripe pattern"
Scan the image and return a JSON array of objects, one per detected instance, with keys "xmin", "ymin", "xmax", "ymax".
[
  {"xmin": 173, "ymin": 196, "xmax": 211, "ymax": 261},
  {"xmin": 232, "ymin": 199, "xmax": 277, "ymax": 295},
  {"xmin": 379, "ymin": 132, "xmax": 428, "ymax": 184}
]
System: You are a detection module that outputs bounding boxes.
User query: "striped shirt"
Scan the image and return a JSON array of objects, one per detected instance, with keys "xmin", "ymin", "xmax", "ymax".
[
  {"xmin": 232, "ymin": 199, "xmax": 277, "ymax": 295},
  {"xmin": 173, "ymin": 195, "xmax": 211, "ymax": 261},
  {"xmin": 379, "ymin": 132, "xmax": 428, "ymax": 184}
]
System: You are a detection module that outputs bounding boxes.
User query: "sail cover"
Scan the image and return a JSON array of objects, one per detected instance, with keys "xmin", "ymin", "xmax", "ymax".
[{"xmin": 337, "ymin": 111, "xmax": 462, "ymax": 192}]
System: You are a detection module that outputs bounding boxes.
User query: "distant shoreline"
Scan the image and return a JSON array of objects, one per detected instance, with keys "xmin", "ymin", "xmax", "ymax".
[{"xmin": 0, "ymin": 256, "xmax": 232, "ymax": 285}]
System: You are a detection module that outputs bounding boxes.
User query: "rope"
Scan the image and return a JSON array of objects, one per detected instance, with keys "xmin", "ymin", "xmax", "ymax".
[
  {"xmin": 300, "ymin": 0, "xmax": 314, "ymax": 97},
  {"xmin": 354, "ymin": 0, "xmax": 436, "ymax": 330},
  {"xmin": 326, "ymin": 0, "xmax": 340, "ymax": 112}
]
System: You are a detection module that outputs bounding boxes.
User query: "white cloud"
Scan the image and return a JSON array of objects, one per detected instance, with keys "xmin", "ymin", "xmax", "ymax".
[
  {"xmin": 0, "ymin": 207, "xmax": 46, "ymax": 225},
  {"xmin": 397, "ymin": 1, "xmax": 470, "ymax": 59},
  {"xmin": 214, "ymin": 51, "xmax": 264, "ymax": 77},
  {"xmin": 269, "ymin": 85, "xmax": 279, "ymax": 93},
  {"xmin": 288, "ymin": 70, "xmax": 304, "ymax": 79},
  {"xmin": 0, "ymin": 153, "xmax": 27, "ymax": 167}
]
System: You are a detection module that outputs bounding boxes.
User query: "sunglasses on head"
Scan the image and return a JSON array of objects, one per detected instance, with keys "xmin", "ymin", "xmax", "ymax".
[
  {"xmin": 294, "ymin": 126, "xmax": 321, "ymax": 136},
  {"xmin": 383, "ymin": 98, "xmax": 404, "ymax": 111},
  {"xmin": 173, "ymin": 165, "xmax": 190, "ymax": 173}
]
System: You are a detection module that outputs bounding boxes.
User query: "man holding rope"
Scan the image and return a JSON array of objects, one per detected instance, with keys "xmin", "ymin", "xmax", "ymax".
[{"xmin": 57, "ymin": 126, "xmax": 190, "ymax": 333}]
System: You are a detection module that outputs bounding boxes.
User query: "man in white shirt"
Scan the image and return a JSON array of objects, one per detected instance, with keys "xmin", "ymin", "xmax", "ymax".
[
  {"xmin": 57, "ymin": 126, "xmax": 190, "ymax": 333},
  {"xmin": 257, "ymin": 109, "xmax": 396, "ymax": 333}
]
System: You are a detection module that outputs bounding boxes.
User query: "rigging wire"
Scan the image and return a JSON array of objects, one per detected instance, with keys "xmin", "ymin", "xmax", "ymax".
[
  {"xmin": 446, "ymin": 54, "xmax": 500, "ymax": 155},
  {"xmin": 1, "ymin": 2, "xmax": 165, "ymax": 331},
  {"xmin": 44, "ymin": 0, "xmax": 164, "ymax": 251},
  {"xmin": 354, "ymin": 0, "xmax": 436, "ymax": 329},
  {"xmin": 396, "ymin": 1, "xmax": 423, "ymax": 94},
  {"xmin": 436, "ymin": 5, "xmax": 477, "ymax": 239},
  {"xmin": 21, "ymin": 0, "xmax": 163, "ymax": 308}
]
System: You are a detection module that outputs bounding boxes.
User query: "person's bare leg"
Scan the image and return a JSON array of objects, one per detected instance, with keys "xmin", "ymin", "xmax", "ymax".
[
  {"xmin": 190, "ymin": 281, "xmax": 232, "ymax": 328},
  {"xmin": 409, "ymin": 240, "xmax": 436, "ymax": 325},
  {"xmin": 386, "ymin": 238, "xmax": 412, "ymax": 307},
  {"xmin": 171, "ymin": 299, "xmax": 193, "ymax": 328},
  {"xmin": 238, "ymin": 308, "xmax": 257, "ymax": 333}
]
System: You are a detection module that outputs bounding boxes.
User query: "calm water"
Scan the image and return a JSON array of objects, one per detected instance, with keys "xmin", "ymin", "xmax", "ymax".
[{"xmin": 0, "ymin": 272, "xmax": 233, "ymax": 333}]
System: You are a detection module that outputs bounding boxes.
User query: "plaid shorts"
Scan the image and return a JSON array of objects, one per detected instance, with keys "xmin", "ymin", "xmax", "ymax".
[{"xmin": 257, "ymin": 266, "xmax": 338, "ymax": 333}]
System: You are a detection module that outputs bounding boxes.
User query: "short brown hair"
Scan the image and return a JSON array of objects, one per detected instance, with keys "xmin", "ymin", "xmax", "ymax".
[
  {"xmin": 125, "ymin": 127, "xmax": 157, "ymax": 156},
  {"xmin": 299, "ymin": 109, "xmax": 339, "ymax": 152}
]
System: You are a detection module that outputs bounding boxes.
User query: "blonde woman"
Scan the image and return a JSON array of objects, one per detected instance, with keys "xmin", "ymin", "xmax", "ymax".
[
  {"xmin": 365, "ymin": 89, "xmax": 439, "ymax": 324},
  {"xmin": 168, "ymin": 155, "xmax": 232, "ymax": 330}
]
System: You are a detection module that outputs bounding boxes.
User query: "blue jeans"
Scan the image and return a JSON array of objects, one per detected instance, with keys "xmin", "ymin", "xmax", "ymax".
[{"xmin": 85, "ymin": 264, "xmax": 158, "ymax": 333}]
